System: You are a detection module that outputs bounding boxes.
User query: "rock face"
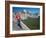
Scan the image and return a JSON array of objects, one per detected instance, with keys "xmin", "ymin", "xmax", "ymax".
[{"xmin": 19, "ymin": 9, "xmax": 28, "ymax": 20}]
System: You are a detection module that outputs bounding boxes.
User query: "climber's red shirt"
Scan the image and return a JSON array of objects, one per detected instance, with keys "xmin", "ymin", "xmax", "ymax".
[{"xmin": 15, "ymin": 15, "xmax": 21, "ymax": 20}]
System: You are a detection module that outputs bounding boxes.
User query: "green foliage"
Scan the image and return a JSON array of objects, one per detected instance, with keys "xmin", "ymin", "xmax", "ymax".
[{"xmin": 22, "ymin": 16, "xmax": 40, "ymax": 30}]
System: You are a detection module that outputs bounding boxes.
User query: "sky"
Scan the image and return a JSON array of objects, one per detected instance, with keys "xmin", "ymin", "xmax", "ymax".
[{"xmin": 13, "ymin": 7, "xmax": 40, "ymax": 14}]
